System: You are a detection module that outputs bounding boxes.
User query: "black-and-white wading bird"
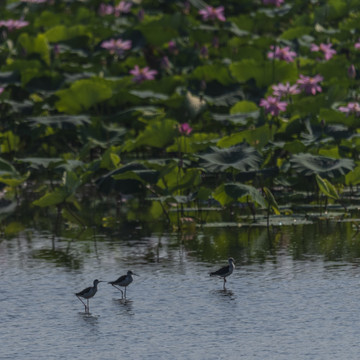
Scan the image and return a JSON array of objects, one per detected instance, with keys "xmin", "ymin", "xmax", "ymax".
[
  {"xmin": 210, "ymin": 258, "xmax": 235, "ymax": 289},
  {"xmin": 75, "ymin": 279, "xmax": 103, "ymax": 313},
  {"xmin": 108, "ymin": 270, "xmax": 138, "ymax": 299}
]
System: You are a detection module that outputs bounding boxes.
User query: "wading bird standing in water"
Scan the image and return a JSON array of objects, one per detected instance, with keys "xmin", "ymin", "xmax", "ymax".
[
  {"xmin": 109, "ymin": 270, "xmax": 138, "ymax": 299},
  {"xmin": 75, "ymin": 279, "xmax": 103, "ymax": 314},
  {"xmin": 210, "ymin": 258, "xmax": 235, "ymax": 290}
]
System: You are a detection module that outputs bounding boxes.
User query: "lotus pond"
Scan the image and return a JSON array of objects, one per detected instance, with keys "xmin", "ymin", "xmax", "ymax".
[
  {"xmin": 2, "ymin": 0, "xmax": 360, "ymax": 358},
  {"xmin": 0, "ymin": 0, "xmax": 360, "ymax": 230}
]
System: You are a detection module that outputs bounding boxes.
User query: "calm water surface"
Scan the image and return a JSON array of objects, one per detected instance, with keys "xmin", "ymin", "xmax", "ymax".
[{"xmin": 1, "ymin": 224, "xmax": 360, "ymax": 359}]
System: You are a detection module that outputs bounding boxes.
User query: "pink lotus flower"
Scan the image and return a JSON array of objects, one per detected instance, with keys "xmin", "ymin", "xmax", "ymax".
[
  {"xmin": 98, "ymin": 3, "xmax": 114, "ymax": 16},
  {"xmin": 355, "ymin": 39, "xmax": 360, "ymax": 49},
  {"xmin": 101, "ymin": 39, "xmax": 132, "ymax": 56},
  {"xmin": 310, "ymin": 43, "xmax": 336, "ymax": 60},
  {"xmin": 114, "ymin": 1, "xmax": 132, "ymax": 16},
  {"xmin": 272, "ymin": 82, "xmax": 300, "ymax": 98},
  {"xmin": 179, "ymin": 123, "xmax": 193, "ymax": 135},
  {"xmin": 198, "ymin": 6, "xmax": 226, "ymax": 22},
  {"xmin": 296, "ymin": 74, "xmax": 323, "ymax": 95},
  {"xmin": 0, "ymin": 19, "xmax": 29, "ymax": 31},
  {"xmin": 260, "ymin": 96, "xmax": 287, "ymax": 116},
  {"xmin": 267, "ymin": 46, "xmax": 297, "ymax": 63},
  {"xmin": 0, "ymin": 87, "xmax": 4, "ymax": 95},
  {"xmin": 263, "ymin": 0, "xmax": 285, "ymax": 6},
  {"xmin": 338, "ymin": 102, "xmax": 360, "ymax": 116},
  {"xmin": 129, "ymin": 65, "xmax": 158, "ymax": 84}
]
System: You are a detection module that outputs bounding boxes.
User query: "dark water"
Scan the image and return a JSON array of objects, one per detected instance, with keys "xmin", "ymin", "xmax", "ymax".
[{"xmin": 1, "ymin": 223, "xmax": 360, "ymax": 359}]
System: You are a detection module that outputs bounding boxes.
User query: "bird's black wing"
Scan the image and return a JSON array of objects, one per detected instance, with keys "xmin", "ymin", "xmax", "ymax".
[
  {"xmin": 210, "ymin": 265, "xmax": 229, "ymax": 276},
  {"xmin": 109, "ymin": 274, "xmax": 126, "ymax": 284},
  {"xmin": 76, "ymin": 286, "xmax": 91, "ymax": 296}
]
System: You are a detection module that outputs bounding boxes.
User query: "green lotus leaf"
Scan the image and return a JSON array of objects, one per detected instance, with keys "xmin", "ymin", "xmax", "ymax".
[
  {"xmin": 135, "ymin": 76, "xmax": 184, "ymax": 95},
  {"xmin": 192, "ymin": 63, "xmax": 234, "ymax": 86},
  {"xmin": 17, "ymin": 33, "xmax": 50, "ymax": 66},
  {"xmin": 0, "ymin": 171, "xmax": 29, "ymax": 188},
  {"xmin": 263, "ymin": 187, "xmax": 280, "ymax": 214},
  {"xmin": 1, "ymin": 60, "xmax": 43, "ymax": 85},
  {"xmin": 290, "ymin": 153, "xmax": 355, "ymax": 178},
  {"xmin": 122, "ymin": 118, "xmax": 178, "ymax": 152},
  {"xmin": 211, "ymin": 184, "xmax": 233, "ymax": 206},
  {"xmin": 33, "ymin": 187, "xmax": 69, "ymax": 207},
  {"xmin": 112, "ymin": 171, "xmax": 147, "ymax": 184},
  {"xmin": 44, "ymin": 25, "xmax": 92, "ymax": 43},
  {"xmin": 55, "ymin": 78, "xmax": 113, "ymax": 114},
  {"xmin": 320, "ymin": 108, "xmax": 357, "ymax": 128},
  {"xmin": 217, "ymin": 125, "xmax": 273, "ymax": 150},
  {"xmin": 316, "ymin": 174, "xmax": 339, "ymax": 200},
  {"xmin": 345, "ymin": 166, "xmax": 360, "ymax": 186},
  {"xmin": 230, "ymin": 59, "xmax": 298, "ymax": 87},
  {"xmin": 97, "ymin": 163, "xmax": 159, "ymax": 195},
  {"xmin": 198, "ymin": 144, "xmax": 262, "ymax": 172},
  {"xmin": 157, "ymin": 167, "xmax": 201, "ymax": 193},
  {"xmin": 283, "ymin": 140, "xmax": 307, "ymax": 154},
  {"xmin": 0, "ymin": 131, "xmax": 20, "ymax": 153},
  {"xmin": 288, "ymin": 95, "xmax": 326, "ymax": 117},
  {"xmin": 213, "ymin": 182, "xmax": 266, "ymax": 207},
  {"xmin": 0, "ymin": 158, "xmax": 16, "ymax": 173},
  {"xmin": 280, "ymin": 26, "xmax": 312, "ymax": 40},
  {"xmin": 34, "ymin": 10, "xmax": 63, "ymax": 28},
  {"xmin": 166, "ymin": 133, "xmax": 218, "ymax": 153},
  {"xmin": 100, "ymin": 148, "xmax": 121, "ymax": 170},
  {"xmin": 230, "ymin": 101, "xmax": 258, "ymax": 114},
  {"xmin": 315, "ymin": 59, "xmax": 349, "ymax": 83},
  {"xmin": 226, "ymin": 183, "xmax": 266, "ymax": 207},
  {"xmin": 136, "ymin": 14, "xmax": 182, "ymax": 46}
]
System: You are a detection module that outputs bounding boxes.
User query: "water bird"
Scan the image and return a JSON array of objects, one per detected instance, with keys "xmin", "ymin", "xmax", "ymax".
[
  {"xmin": 210, "ymin": 258, "xmax": 235, "ymax": 289},
  {"xmin": 75, "ymin": 279, "xmax": 103, "ymax": 313},
  {"xmin": 109, "ymin": 270, "xmax": 138, "ymax": 299}
]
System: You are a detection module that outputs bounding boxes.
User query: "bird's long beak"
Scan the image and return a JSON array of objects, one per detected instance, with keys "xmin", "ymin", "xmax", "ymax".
[{"xmin": 133, "ymin": 273, "xmax": 139, "ymax": 276}]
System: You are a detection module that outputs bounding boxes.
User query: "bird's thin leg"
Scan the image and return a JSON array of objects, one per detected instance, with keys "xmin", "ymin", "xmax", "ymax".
[
  {"xmin": 112, "ymin": 285, "xmax": 124, "ymax": 299},
  {"xmin": 77, "ymin": 296, "xmax": 87, "ymax": 312},
  {"xmin": 223, "ymin": 278, "xmax": 226, "ymax": 290},
  {"xmin": 124, "ymin": 287, "xmax": 127, "ymax": 299},
  {"xmin": 87, "ymin": 299, "xmax": 90, "ymax": 313}
]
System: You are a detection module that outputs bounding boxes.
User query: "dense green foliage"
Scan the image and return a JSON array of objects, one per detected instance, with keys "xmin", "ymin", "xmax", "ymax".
[{"xmin": 1, "ymin": 0, "xmax": 360, "ymax": 232}]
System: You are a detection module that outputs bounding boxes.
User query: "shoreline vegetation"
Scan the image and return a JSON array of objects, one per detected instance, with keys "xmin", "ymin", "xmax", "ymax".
[{"xmin": 1, "ymin": 0, "xmax": 360, "ymax": 235}]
